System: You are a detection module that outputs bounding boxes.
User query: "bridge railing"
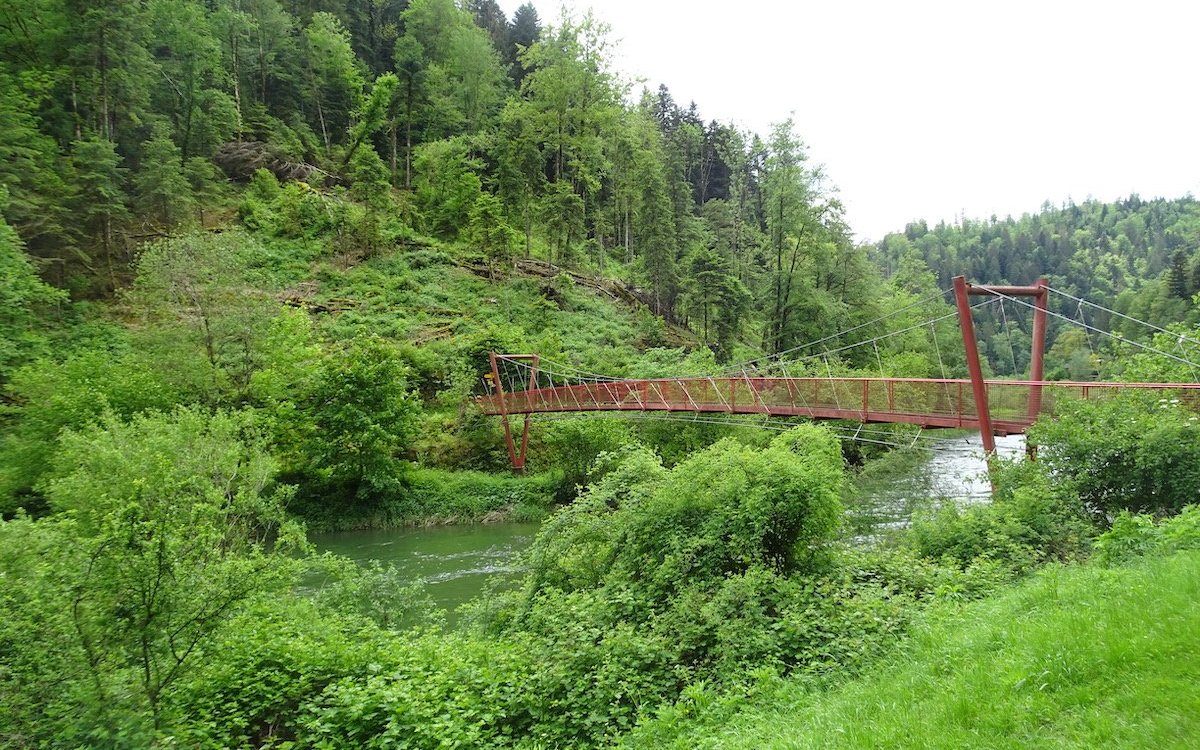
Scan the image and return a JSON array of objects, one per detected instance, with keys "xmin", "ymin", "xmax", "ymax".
[{"xmin": 478, "ymin": 376, "xmax": 1200, "ymax": 433}]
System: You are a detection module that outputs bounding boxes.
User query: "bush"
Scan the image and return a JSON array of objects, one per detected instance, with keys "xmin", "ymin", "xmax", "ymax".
[
  {"xmin": 533, "ymin": 417, "xmax": 637, "ymax": 498},
  {"xmin": 0, "ymin": 407, "xmax": 305, "ymax": 745},
  {"xmin": 0, "ymin": 344, "xmax": 191, "ymax": 513},
  {"xmin": 1029, "ymin": 392, "xmax": 1200, "ymax": 516},
  {"xmin": 282, "ymin": 336, "xmax": 421, "ymax": 513},
  {"xmin": 908, "ymin": 461, "xmax": 1093, "ymax": 574},
  {"xmin": 449, "ymin": 425, "xmax": 892, "ymax": 745},
  {"xmin": 1094, "ymin": 504, "xmax": 1200, "ymax": 566},
  {"xmin": 166, "ymin": 598, "xmax": 392, "ymax": 748}
]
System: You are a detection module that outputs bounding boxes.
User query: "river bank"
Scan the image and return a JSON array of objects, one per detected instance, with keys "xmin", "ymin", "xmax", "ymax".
[{"xmin": 310, "ymin": 432, "xmax": 1022, "ymax": 614}]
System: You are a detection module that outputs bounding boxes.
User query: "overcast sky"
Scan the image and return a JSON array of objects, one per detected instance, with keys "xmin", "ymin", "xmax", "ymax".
[{"xmin": 496, "ymin": 0, "xmax": 1200, "ymax": 242}]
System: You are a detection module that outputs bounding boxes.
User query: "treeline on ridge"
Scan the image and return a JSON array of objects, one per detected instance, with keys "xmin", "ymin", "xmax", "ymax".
[{"xmin": 2, "ymin": 0, "xmax": 881, "ymax": 364}]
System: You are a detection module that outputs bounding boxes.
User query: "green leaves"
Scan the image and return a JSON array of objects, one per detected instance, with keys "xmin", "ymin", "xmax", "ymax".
[
  {"xmin": 0, "ymin": 204, "xmax": 66, "ymax": 381},
  {"xmin": 1030, "ymin": 393, "xmax": 1200, "ymax": 516},
  {"xmin": 1, "ymin": 406, "xmax": 304, "ymax": 742},
  {"xmin": 291, "ymin": 337, "xmax": 420, "ymax": 504}
]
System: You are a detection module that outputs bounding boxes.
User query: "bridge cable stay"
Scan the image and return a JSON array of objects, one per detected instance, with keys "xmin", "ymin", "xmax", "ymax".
[
  {"xmin": 720, "ymin": 289, "xmax": 952, "ymax": 375},
  {"xmin": 1043, "ymin": 286, "xmax": 1200, "ymax": 381},
  {"xmin": 495, "ymin": 297, "xmax": 1000, "ymax": 391},
  {"xmin": 1073, "ymin": 299, "xmax": 1099, "ymax": 364},
  {"xmin": 821, "ymin": 353, "xmax": 843, "ymax": 411},
  {"xmin": 1048, "ymin": 287, "xmax": 1200, "ymax": 348},
  {"xmin": 929, "ymin": 318, "xmax": 954, "ymax": 411},
  {"xmin": 739, "ymin": 299, "xmax": 1000, "ymax": 379},
  {"xmin": 985, "ymin": 289, "xmax": 1200, "ymax": 372},
  {"xmin": 1000, "ymin": 298, "xmax": 1020, "ymax": 375}
]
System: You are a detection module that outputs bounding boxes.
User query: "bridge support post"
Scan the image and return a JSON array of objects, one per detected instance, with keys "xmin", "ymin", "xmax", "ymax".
[
  {"xmin": 1026, "ymin": 278, "xmax": 1049, "ymax": 459},
  {"xmin": 489, "ymin": 353, "xmax": 539, "ymax": 472},
  {"xmin": 953, "ymin": 276, "xmax": 997, "ymax": 466}
]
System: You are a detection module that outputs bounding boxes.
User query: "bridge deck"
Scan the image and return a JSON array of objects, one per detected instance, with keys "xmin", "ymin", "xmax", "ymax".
[{"xmin": 477, "ymin": 376, "xmax": 1200, "ymax": 433}]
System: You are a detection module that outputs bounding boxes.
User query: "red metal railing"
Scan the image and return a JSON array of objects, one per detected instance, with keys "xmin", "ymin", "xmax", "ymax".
[{"xmin": 477, "ymin": 376, "xmax": 1200, "ymax": 434}]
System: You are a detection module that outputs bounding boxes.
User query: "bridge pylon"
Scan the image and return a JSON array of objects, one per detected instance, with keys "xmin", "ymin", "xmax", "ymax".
[{"xmin": 952, "ymin": 275, "xmax": 1048, "ymax": 462}]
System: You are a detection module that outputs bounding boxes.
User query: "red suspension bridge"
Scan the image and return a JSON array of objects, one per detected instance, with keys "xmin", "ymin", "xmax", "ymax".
[{"xmin": 478, "ymin": 276, "xmax": 1200, "ymax": 471}]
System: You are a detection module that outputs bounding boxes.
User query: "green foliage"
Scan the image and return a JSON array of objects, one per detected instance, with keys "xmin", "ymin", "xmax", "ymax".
[
  {"xmin": 308, "ymin": 555, "xmax": 444, "ymax": 631},
  {"xmin": 522, "ymin": 426, "xmax": 843, "ymax": 604},
  {"xmin": 298, "ymin": 632, "xmax": 540, "ymax": 750},
  {"xmin": 348, "ymin": 144, "xmax": 392, "ymax": 208},
  {"xmin": 165, "ymin": 598, "xmax": 392, "ymax": 748},
  {"xmin": 241, "ymin": 177, "xmax": 336, "ymax": 239},
  {"xmin": 1094, "ymin": 505, "xmax": 1200, "ymax": 566},
  {"xmin": 0, "ymin": 201, "xmax": 66, "ymax": 381},
  {"xmin": 621, "ymin": 550, "xmax": 1200, "ymax": 750},
  {"xmin": 286, "ymin": 336, "xmax": 420, "ymax": 507},
  {"xmin": 128, "ymin": 230, "xmax": 300, "ymax": 403},
  {"xmin": 297, "ymin": 466, "xmax": 561, "ymax": 531},
  {"xmin": 467, "ymin": 191, "xmax": 518, "ymax": 267},
  {"xmin": 447, "ymin": 426, "xmax": 885, "ymax": 745},
  {"xmin": 413, "ymin": 136, "xmax": 483, "ymax": 237},
  {"xmin": 908, "ymin": 461, "xmax": 1093, "ymax": 574},
  {"xmin": 134, "ymin": 125, "xmax": 194, "ymax": 227},
  {"xmin": 533, "ymin": 416, "xmax": 637, "ymax": 497},
  {"xmin": 1029, "ymin": 392, "xmax": 1200, "ymax": 516},
  {"xmin": 0, "ymin": 340, "xmax": 192, "ymax": 513},
  {"xmin": 0, "ymin": 406, "xmax": 304, "ymax": 743}
]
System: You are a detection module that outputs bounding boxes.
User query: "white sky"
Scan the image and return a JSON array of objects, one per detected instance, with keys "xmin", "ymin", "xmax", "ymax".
[{"xmin": 497, "ymin": 0, "xmax": 1200, "ymax": 242}]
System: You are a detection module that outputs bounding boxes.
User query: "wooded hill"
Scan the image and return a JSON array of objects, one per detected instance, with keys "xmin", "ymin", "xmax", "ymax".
[
  {"xmin": 1, "ymin": 0, "xmax": 881, "ymax": 366},
  {"xmin": 3, "ymin": 0, "xmax": 1198, "ymax": 382}
]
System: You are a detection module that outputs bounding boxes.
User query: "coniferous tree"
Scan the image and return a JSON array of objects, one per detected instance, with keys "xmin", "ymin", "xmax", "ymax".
[
  {"xmin": 505, "ymin": 3, "xmax": 541, "ymax": 85},
  {"xmin": 135, "ymin": 126, "xmax": 193, "ymax": 228},
  {"xmin": 71, "ymin": 136, "xmax": 130, "ymax": 283}
]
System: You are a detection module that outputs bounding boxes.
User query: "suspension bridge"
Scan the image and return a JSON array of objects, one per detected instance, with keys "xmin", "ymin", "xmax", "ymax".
[{"xmin": 477, "ymin": 276, "xmax": 1200, "ymax": 471}]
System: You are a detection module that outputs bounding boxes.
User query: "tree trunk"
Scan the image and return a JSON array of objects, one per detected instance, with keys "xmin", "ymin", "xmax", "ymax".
[
  {"xmin": 389, "ymin": 120, "xmax": 398, "ymax": 186},
  {"xmin": 230, "ymin": 28, "xmax": 243, "ymax": 136},
  {"xmin": 316, "ymin": 99, "xmax": 330, "ymax": 155},
  {"xmin": 524, "ymin": 208, "xmax": 532, "ymax": 257}
]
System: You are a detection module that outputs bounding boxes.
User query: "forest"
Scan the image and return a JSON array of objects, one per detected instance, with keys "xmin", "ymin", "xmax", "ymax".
[{"xmin": 2, "ymin": 0, "xmax": 1200, "ymax": 747}]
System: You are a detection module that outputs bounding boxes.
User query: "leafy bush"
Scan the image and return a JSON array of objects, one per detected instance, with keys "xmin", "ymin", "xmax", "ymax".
[
  {"xmin": 1029, "ymin": 392, "xmax": 1200, "ymax": 516},
  {"xmin": 166, "ymin": 599, "xmax": 391, "ymax": 748},
  {"xmin": 296, "ymin": 633, "xmax": 539, "ymax": 750},
  {"xmin": 1094, "ymin": 504, "xmax": 1200, "ymax": 565},
  {"xmin": 532, "ymin": 416, "xmax": 637, "ymax": 497},
  {"xmin": 0, "ymin": 407, "xmax": 304, "ymax": 745},
  {"xmin": 908, "ymin": 461, "xmax": 1093, "ymax": 574},
  {"xmin": 0, "ymin": 344, "xmax": 191, "ymax": 513},
  {"xmin": 447, "ymin": 426, "xmax": 900, "ymax": 746},
  {"xmin": 282, "ymin": 336, "xmax": 421, "ymax": 512}
]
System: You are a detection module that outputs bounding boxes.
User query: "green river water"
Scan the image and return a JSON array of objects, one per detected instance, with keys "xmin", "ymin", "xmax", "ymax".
[
  {"xmin": 309, "ymin": 522, "xmax": 542, "ymax": 613},
  {"xmin": 310, "ymin": 434, "xmax": 1024, "ymax": 615}
]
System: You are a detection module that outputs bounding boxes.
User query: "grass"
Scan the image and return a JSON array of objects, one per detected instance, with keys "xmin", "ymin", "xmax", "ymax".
[{"xmin": 623, "ymin": 550, "xmax": 1200, "ymax": 749}]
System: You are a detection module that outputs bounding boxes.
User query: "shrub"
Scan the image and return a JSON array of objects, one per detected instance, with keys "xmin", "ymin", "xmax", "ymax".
[
  {"xmin": 908, "ymin": 461, "xmax": 1093, "ymax": 574},
  {"xmin": 1029, "ymin": 392, "xmax": 1200, "ymax": 516},
  {"xmin": 0, "ymin": 407, "xmax": 304, "ymax": 744},
  {"xmin": 283, "ymin": 336, "xmax": 421, "ymax": 512},
  {"xmin": 1094, "ymin": 504, "xmax": 1200, "ymax": 566}
]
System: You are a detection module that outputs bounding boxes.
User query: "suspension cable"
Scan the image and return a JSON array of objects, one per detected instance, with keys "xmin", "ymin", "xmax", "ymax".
[
  {"xmin": 1048, "ymin": 286, "xmax": 1200, "ymax": 347},
  {"xmin": 721, "ymin": 289, "xmax": 951, "ymax": 373},
  {"xmin": 987, "ymin": 288, "xmax": 1200, "ymax": 371}
]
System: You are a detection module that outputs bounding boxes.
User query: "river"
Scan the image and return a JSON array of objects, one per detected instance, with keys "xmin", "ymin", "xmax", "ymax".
[{"xmin": 310, "ymin": 432, "xmax": 1026, "ymax": 614}]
